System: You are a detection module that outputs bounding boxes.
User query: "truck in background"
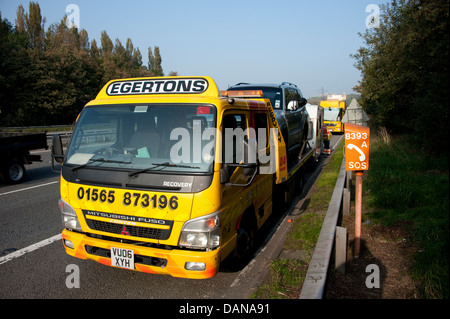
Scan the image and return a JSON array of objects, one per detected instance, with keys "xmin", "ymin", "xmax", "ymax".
[
  {"xmin": 305, "ymin": 104, "xmax": 324, "ymax": 161},
  {"xmin": 320, "ymin": 93, "xmax": 347, "ymax": 133},
  {"xmin": 0, "ymin": 132, "xmax": 48, "ymax": 183},
  {"xmin": 51, "ymin": 76, "xmax": 320, "ymax": 279}
]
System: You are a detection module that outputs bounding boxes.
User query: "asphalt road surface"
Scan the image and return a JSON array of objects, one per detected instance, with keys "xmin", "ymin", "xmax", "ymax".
[{"xmin": 0, "ymin": 135, "xmax": 342, "ymax": 299}]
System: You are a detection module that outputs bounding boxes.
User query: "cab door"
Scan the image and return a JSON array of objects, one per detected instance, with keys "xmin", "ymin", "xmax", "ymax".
[
  {"xmin": 220, "ymin": 112, "xmax": 255, "ymax": 251},
  {"xmin": 249, "ymin": 110, "xmax": 273, "ymax": 228}
]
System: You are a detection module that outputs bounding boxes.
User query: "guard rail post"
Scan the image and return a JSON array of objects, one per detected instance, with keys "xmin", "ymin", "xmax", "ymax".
[{"xmin": 342, "ymin": 171, "xmax": 351, "ymax": 216}]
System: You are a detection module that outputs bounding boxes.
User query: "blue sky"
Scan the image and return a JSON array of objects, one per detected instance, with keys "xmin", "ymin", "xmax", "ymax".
[{"xmin": 0, "ymin": 0, "xmax": 386, "ymax": 98}]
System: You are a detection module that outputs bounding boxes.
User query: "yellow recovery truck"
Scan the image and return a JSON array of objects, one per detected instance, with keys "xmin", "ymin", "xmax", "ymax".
[
  {"xmin": 52, "ymin": 76, "xmax": 316, "ymax": 279},
  {"xmin": 320, "ymin": 94, "xmax": 346, "ymax": 133}
]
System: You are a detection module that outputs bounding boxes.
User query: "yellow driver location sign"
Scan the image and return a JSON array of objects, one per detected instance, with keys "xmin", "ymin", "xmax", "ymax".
[
  {"xmin": 106, "ymin": 78, "xmax": 209, "ymax": 95},
  {"xmin": 344, "ymin": 123, "xmax": 370, "ymax": 171},
  {"xmin": 94, "ymin": 76, "xmax": 221, "ymax": 100}
]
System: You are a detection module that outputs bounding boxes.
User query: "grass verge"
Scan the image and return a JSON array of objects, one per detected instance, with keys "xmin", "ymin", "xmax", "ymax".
[
  {"xmin": 251, "ymin": 140, "xmax": 344, "ymax": 299},
  {"xmin": 252, "ymin": 132, "xmax": 448, "ymax": 299},
  {"xmin": 364, "ymin": 134, "xmax": 449, "ymax": 299}
]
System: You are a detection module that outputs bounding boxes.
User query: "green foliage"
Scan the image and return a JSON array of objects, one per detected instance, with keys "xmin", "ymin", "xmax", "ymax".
[
  {"xmin": 365, "ymin": 134, "xmax": 449, "ymax": 298},
  {"xmin": 148, "ymin": 46, "xmax": 163, "ymax": 76},
  {"xmin": 0, "ymin": 2, "xmax": 166, "ymax": 126},
  {"xmin": 251, "ymin": 259, "xmax": 308, "ymax": 299},
  {"xmin": 285, "ymin": 213, "xmax": 324, "ymax": 252},
  {"xmin": 352, "ymin": 0, "xmax": 449, "ymax": 151}
]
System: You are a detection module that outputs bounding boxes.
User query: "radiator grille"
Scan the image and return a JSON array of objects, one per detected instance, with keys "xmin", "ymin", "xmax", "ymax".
[{"xmin": 84, "ymin": 214, "xmax": 172, "ymax": 240}]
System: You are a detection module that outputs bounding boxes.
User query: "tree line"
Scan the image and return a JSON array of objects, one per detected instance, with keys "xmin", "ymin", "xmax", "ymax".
[
  {"xmin": 352, "ymin": 0, "xmax": 448, "ymax": 151},
  {"xmin": 1, "ymin": 2, "xmax": 171, "ymax": 127}
]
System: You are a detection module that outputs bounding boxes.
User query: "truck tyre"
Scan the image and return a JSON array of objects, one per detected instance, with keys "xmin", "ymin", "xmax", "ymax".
[
  {"xmin": 273, "ymin": 182, "xmax": 287, "ymax": 214},
  {"xmin": 234, "ymin": 214, "xmax": 257, "ymax": 266},
  {"xmin": 295, "ymin": 168, "xmax": 304, "ymax": 195},
  {"xmin": 4, "ymin": 161, "xmax": 26, "ymax": 184}
]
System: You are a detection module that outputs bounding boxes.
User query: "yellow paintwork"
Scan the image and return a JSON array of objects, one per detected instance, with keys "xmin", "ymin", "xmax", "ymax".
[
  {"xmin": 62, "ymin": 229, "xmax": 221, "ymax": 279},
  {"xmin": 324, "ymin": 120, "xmax": 343, "ymax": 133},
  {"xmin": 60, "ymin": 76, "xmax": 290, "ymax": 279},
  {"xmin": 321, "ymin": 100, "xmax": 346, "ymax": 133}
]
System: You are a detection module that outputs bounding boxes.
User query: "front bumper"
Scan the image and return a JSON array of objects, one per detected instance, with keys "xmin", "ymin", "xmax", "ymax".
[
  {"xmin": 326, "ymin": 123, "xmax": 342, "ymax": 133},
  {"xmin": 62, "ymin": 229, "xmax": 220, "ymax": 279}
]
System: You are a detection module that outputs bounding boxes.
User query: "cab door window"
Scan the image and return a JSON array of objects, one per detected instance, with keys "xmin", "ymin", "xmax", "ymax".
[
  {"xmin": 222, "ymin": 113, "xmax": 246, "ymax": 164},
  {"xmin": 253, "ymin": 112, "xmax": 269, "ymax": 149}
]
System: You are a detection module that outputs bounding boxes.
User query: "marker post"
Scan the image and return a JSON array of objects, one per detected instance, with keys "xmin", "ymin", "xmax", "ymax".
[
  {"xmin": 344, "ymin": 123, "xmax": 370, "ymax": 259},
  {"xmin": 354, "ymin": 171, "xmax": 363, "ymax": 258}
]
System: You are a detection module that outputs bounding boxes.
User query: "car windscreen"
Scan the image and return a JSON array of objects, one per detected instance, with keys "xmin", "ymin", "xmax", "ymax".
[{"xmin": 228, "ymin": 87, "xmax": 283, "ymax": 109}]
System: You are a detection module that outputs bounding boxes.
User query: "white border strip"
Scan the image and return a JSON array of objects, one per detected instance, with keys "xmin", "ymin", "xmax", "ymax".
[
  {"xmin": 0, "ymin": 234, "xmax": 62, "ymax": 265},
  {"xmin": 0, "ymin": 181, "xmax": 58, "ymax": 196}
]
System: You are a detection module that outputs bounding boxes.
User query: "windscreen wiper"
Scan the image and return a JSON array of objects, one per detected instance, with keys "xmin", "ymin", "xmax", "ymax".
[
  {"xmin": 129, "ymin": 162, "xmax": 200, "ymax": 178},
  {"xmin": 72, "ymin": 158, "xmax": 132, "ymax": 172}
]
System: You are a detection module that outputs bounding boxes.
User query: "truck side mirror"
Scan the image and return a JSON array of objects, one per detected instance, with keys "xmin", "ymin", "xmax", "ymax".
[
  {"xmin": 220, "ymin": 141, "xmax": 258, "ymax": 186},
  {"xmin": 51, "ymin": 134, "xmax": 64, "ymax": 171},
  {"xmin": 220, "ymin": 164, "xmax": 230, "ymax": 184}
]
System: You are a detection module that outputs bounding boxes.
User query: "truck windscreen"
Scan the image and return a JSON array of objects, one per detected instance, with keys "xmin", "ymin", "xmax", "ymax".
[
  {"xmin": 324, "ymin": 108, "xmax": 341, "ymax": 121},
  {"xmin": 65, "ymin": 104, "xmax": 217, "ymax": 174}
]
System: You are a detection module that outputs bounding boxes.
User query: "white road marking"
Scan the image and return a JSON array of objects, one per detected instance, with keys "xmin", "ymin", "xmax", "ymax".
[
  {"xmin": 0, "ymin": 234, "xmax": 62, "ymax": 265},
  {"xmin": 0, "ymin": 181, "xmax": 59, "ymax": 196},
  {"xmin": 30, "ymin": 149, "xmax": 50, "ymax": 154}
]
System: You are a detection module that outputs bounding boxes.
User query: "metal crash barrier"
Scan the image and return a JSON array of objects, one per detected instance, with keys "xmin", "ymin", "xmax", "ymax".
[{"xmin": 299, "ymin": 157, "xmax": 349, "ymax": 299}]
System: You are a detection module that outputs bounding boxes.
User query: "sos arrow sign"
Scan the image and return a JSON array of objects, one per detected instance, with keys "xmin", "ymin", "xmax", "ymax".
[
  {"xmin": 344, "ymin": 123, "xmax": 370, "ymax": 259},
  {"xmin": 344, "ymin": 123, "xmax": 370, "ymax": 171}
]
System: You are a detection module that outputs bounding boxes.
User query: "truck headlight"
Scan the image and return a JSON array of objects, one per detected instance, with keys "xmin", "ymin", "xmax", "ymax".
[
  {"xmin": 58, "ymin": 198, "xmax": 82, "ymax": 231},
  {"xmin": 179, "ymin": 211, "xmax": 220, "ymax": 250}
]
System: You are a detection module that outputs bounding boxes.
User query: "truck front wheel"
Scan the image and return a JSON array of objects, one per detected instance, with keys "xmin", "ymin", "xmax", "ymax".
[
  {"xmin": 234, "ymin": 215, "xmax": 257, "ymax": 266},
  {"xmin": 4, "ymin": 161, "xmax": 26, "ymax": 184}
]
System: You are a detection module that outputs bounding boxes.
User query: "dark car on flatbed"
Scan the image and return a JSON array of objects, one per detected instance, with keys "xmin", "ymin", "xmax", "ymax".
[{"xmin": 227, "ymin": 82, "xmax": 309, "ymax": 156}]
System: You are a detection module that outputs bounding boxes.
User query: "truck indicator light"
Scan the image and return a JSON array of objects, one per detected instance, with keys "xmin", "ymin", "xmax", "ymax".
[
  {"xmin": 197, "ymin": 106, "xmax": 211, "ymax": 114},
  {"xmin": 221, "ymin": 90, "xmax": 264, "ymax": 97}
]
